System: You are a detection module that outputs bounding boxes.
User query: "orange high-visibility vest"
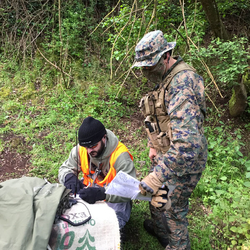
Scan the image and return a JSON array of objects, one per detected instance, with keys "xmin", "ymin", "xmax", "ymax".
[{"xmin": 79, "ymin": 141, "xmax": 133, "ymax": 187}]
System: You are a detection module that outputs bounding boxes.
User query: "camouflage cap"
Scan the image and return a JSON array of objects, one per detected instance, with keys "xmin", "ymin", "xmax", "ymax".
[{"xmin": 132, "ymin": 30, "xmax": 176, "ymax": 68}]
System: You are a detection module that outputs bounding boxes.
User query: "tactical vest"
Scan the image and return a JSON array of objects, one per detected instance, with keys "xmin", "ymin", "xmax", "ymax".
[
  {"xmin": 79, "ymin": 141, "xmax": 133, "ymax": 187},
  {"xmin": 139, "ymin": 61, "xmax": 196, "ymax": 153}
]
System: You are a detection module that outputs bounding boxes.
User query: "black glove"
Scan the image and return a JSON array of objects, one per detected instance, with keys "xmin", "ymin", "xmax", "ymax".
[
  {"xmin": 64, "ymin": 173, "xmax": 84, "ymax": 194},
  {"xmin": 79, "ymin": 187, "xmax": 106, "ymax": 204}
]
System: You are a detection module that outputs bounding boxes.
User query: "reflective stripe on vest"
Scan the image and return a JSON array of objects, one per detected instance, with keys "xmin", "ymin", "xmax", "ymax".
[{"xmin": 79, "ymin": 141, "xmax": 133, "ymax": 187}]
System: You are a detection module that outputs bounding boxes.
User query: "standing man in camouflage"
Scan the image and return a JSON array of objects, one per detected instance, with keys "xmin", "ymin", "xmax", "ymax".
[{"xmin": 132, "ymin": 30, "xmax": 207, "ymax": 249}]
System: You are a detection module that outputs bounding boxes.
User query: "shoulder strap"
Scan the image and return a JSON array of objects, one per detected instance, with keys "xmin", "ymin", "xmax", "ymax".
[{"xmin": 159, "ymin": 62, "xmax": 196, "ymax": 113}]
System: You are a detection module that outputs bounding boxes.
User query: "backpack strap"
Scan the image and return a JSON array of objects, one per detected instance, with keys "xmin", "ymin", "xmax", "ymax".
[{"xmin": 159, "ymin": 61, "xmax": 196, "ymax": 113}]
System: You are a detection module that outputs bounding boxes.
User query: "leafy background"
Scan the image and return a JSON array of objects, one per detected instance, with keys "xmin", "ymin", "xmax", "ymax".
[{"xmin": 0, "ymin": 0, "xmax": 250, "ymax": 249}]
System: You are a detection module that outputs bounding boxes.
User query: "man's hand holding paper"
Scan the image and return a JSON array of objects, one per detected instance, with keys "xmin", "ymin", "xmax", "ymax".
[{"xmin": 105, "ymin": 171, "xmax": 152, "ymax": 201}]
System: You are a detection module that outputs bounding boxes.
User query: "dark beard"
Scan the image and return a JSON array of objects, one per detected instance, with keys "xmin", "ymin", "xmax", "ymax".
[{"xmin": 92, "ymin": 140, "xmax": 105, "ymax": 158}]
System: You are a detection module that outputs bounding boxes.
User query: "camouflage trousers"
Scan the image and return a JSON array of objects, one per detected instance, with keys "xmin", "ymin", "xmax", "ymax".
[{"xmin": 149, "ymin": 173, "xmax": 202, "ymax": 250}]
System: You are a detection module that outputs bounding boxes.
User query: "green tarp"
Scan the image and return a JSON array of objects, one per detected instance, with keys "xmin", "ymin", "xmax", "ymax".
[{"xmin": 0, "ymin": 176, "xmax": 66, "ymax": 250}]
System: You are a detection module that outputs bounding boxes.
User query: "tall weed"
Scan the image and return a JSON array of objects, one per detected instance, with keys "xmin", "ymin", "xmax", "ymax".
[{"xmin": 193, "ymin": 123, "xmax": 250, "ymax": 248}]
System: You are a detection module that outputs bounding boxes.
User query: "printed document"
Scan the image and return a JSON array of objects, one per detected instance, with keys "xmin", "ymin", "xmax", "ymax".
[{"xmin": 105, "ymin": 171, "xmax": 152, "ymax": 201}]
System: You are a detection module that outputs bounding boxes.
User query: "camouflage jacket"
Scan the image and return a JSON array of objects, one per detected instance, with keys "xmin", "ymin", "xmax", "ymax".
[{"xmin": 152, "ymin": 57, "xmax": 208, "ymax": 182}]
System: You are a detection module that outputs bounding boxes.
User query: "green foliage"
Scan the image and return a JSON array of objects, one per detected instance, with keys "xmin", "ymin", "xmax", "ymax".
[
  {"xmin": 190, "ymin": 37, "xmax": 250, "ymax": 89},
  {"xmin": 246, "ymin": 96, "xmax": 250, "ymax": 115},
  {"xmin": 193, "ymin": 122, "xmax": 250, "ymax": 248},
  {"xmin": 103, "ymin": 0, "xmax": 208, "ymax": 69},
  {"xmin": 83, "ymin": 85, "xmax": 129, "ymax": 120},
  {"xmin": 0, "ymin": 0, "xmax": 114, "ymax": 89},
  {"xmin": 0, "ymin": 1, "xmax": 250, "ymax": 249},
  {"xmin": 0, "ymin": 138, "xmax": 4, "ymax": 153},
  {"xmin": 122, "ymin": 200, "xmax": 163, "ymax": 250},
  {"xmin": 133, "ymin": 136, "xmax": 151, "ymax": 178},
  {"xmin": 188, "ymin": 204, "xmax": 220, "ymax": 249},
  {"xmin": 217, "ymin": 0, "xmax": 250, "ymax": 17},
  {"xmin": 41, "ymin": 1, "xmax": 88, "ymax": 60},
  {"xmin": 103, "ymin": 3, "xmax": 151, "ymax": 64}
]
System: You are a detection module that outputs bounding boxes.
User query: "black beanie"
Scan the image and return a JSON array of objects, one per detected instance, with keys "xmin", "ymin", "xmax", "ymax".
[{"xmin": 78, "ymin": 117, "xmax": 106, "ymax": 147}]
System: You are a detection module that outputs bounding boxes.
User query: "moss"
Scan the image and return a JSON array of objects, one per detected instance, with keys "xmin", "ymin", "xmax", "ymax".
[
  {"xmin": 10, "ymin": 137, "xmax": 23, "ymax": 149},
  {"xmin": 0, "ymin": 87, "xmax": 11, "ymax": 99},
  {"xmin": 229, "ymin": 82, "xmax": 247, "ymax": 117},
  {"xmin": 2, "ymin": 100, "xmax": 21, "ymax": 112},
  {"xmin": 229, "ymin": 88, "xmax": 236, "ymax": 110},
  {"xmin": 18, "ymin": 83, "xmax": 36, "ymax": 100},
  {"xmin": 242, "ymin": 68, "xmax": 250, "ymax": 94}
]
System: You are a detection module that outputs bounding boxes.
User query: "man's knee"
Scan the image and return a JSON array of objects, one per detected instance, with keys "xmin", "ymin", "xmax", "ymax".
[{"xmin": 106, "ymin": 201, "xmax": 132, "ymax": 229}]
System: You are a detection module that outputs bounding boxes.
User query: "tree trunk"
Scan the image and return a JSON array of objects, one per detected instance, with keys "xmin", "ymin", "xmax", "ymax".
[
  {"xmin": 229, "ymin": 82, "xmax": 247, "ymax": 117},
  {"xmin": 242, "ymin": 67, "xmax": 250, "ymax": 94},
  {"xmin": 199, "ymin": 0, "xmax": 230, "ymax": 40}
]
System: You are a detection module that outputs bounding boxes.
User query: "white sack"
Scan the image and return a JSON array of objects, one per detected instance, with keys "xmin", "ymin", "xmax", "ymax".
[{"xmin": 48, "ymin": 197, "xmax": 121, "ymax": 250}]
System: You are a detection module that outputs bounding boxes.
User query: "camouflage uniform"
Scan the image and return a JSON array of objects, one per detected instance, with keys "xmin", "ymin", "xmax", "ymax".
[{"xmin": 132, "ymin": 31, "xmax": 207, "ymax": 250}]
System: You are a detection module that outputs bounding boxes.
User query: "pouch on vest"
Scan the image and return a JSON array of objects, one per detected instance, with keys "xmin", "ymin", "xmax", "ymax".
[
  {"xmin": 139, "ymin": 94, "xmax": 155, "ymax": 116},
  {"xmin": 144, "ymin": 115, "xmax": 171, "ymax": 153},
  {"xmin": 140, "ymin": 61, "xmax": 195, "ymax": 154}
]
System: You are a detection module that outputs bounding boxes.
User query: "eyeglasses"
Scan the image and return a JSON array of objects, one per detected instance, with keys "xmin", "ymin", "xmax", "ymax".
[
  {"xmin": 142, "ymin": 64, "xmax": 158, "ymax": 70},
  {"xmin": 84, "ymin": 142, "xmax": 99, "ymax": 149},
  {"xmin": 81, "ymin": 135, "xmax": 106, "ymax": 149}
]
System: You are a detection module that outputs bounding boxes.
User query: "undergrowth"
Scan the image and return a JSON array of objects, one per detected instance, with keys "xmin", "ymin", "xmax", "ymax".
[
  {"xmin": 0, "ymin": 0, "xmax": 250, "ymax": 249},
  {"xmin": 1, "ymin": 76, "xmax": 250, "ymax": 249}
]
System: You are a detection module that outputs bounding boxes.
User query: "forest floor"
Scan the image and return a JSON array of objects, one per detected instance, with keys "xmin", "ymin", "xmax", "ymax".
[
  {"xmin": 1, "ymin": 87, "xmax": 249, "ymax": 183},
  {"xmin": 1, "ymin": 77, "xmax": 250, "ymax": 250},
  {"xmin": 0, "ymin": 110, "xmax": 146, "ymax": 182}
]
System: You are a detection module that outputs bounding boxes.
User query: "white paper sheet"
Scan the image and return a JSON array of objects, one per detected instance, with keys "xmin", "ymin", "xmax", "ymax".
[{"xmin": 105, "ymin": 171, "xmax": 152, "ymax": 201}]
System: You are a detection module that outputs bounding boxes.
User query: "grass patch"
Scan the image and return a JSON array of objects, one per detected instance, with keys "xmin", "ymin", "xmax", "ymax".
[
  {"xmin": 0, "ymin": 70, "xmax": 250, "ymax": 249},
  {"xmin": 122, "ymin": 200, "xmax": 164, "ymax": 250}
]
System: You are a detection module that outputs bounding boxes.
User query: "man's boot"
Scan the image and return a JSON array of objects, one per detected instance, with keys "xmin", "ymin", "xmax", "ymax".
[{"xmin": 143, "ymin": 219, "xmax": 169, "ymax": 248}]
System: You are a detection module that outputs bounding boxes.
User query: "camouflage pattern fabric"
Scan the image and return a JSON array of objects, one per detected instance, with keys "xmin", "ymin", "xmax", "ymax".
[
  {"xmin": 149, "ymin": 173, "xmax": 202, "ymax": 250},
  {"xmin": 132, "ymin": 30, "xmax": 176, "ymax": 68},
  {"xmin": 145, "ymin": 57, "xmax": 207, "ymax": 248},
  {"xmin": 154, "ymin": 56, "xmax": 207, "ymax": 181}
]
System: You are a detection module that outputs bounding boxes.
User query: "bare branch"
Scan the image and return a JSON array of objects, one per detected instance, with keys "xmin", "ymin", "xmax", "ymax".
[{"xmin": 36, "ymin": 46, "xmax": 73, "ymax": 79}]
